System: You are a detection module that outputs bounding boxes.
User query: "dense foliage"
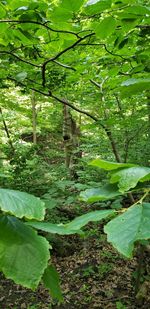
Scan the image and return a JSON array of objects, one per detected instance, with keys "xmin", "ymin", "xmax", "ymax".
[{"xmin": 0, "ymin": 0, "xmax": 150, "ymax": 306}]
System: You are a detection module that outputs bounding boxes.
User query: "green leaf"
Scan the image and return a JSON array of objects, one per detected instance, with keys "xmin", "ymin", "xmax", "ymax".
[
  {"xmin": 60, "ymin": 0, "xmax": 84, "ymax": 12},
  {"xmin": 26, "ymin": 221, "xmax": 81, "ymax": 235},
  {"xmin": 124, "ymin": 5, "xmax": 150, "ymax": 16},
  {"xmin": 93, "ymin": 17, "xmax": 116, "ymax": 39},
  {"xmin": 104, "ymin": 203, "xmax": 150, "ymax": 258},
  {"xmin": 120, "ymin": 78, "xmax": 150, "ymax": 97},
  {"xmin": 0, "ymin": 189, "xmax": 45, "ymax": 220},
  {"xmin": 0, "ymin": 4, "xmax": 6, "ymax": 18},
  {"xmin": 50, "ymin": 7, "xmax": 73, "ymax": 21},
  {"xmin": 16, "ymin": 71, "xmax": 27, "ymax": 82},
  {"xmin": 65, "ymin": 210, "xmax": 115, "ymax": 230},
  {"xmin": 27, "ymin": 210, "xmax": 115, "ymax": 234},
  {"xmin": 9, "ymin": 0, "xmax": 29, "ymax": 10},
  {"xmin": 110, "ymin": 167, "xmax": 150, "ymax": 192},
  {"xmin": 84, "ymin": 0, "xmax": 112, "ymax": 14},
  {"xmin": 80, "ymin": 184, "xmax": 121, "ymax": 202},
  {"xmin": 43, "ymin": 265, "xmax": 63, "ymax": 302},
  {"xmin": 0, "ymin": 215, "xmax": 50, "ymax": 289},
  {"xmin": 118, "ymin": 37, "xmax": 128, "ymax": 49},
  {"xmin": 89, "ymin": 159, "xmax": 136, "ymax": 170}
]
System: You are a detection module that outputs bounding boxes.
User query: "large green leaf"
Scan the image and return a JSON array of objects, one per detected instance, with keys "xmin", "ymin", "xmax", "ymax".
[
  {"xmin": 120, "ymin": 78, "xmax": 150, "ymax": 97},
  {"xmin": 92, "ymin": 17, "xmax": 116, "ymax": 39},
  {"xmin": 80, "ymin": 184, "xmax": 121, "ymax": 202},
  {"xmin": 110, "ymin": 167, "xmax": 150, "ymax": 192},
  {"xmin": 104, "ymin": 203, "xmax": 150, "ymax": 258},
  {"xmin": 0, "ymin": 189, "xmax": 45, "ymax": 220},
  {"xmin": 89, "ymin": 159, "xmax": 136, "ymax": 170},
  {"xmin": 65, "ymin": 210, "xmax": 115, "ymax": 230},
  {"xmin": 27, "ymin": 210, "xmax": 115, "ymax": 234},
  {"xmin": 43, "ymin": 265, "xmax": 63, "ymax": 302},
  {"xmin": 84, "ymin": 0, "xmax": 112, "ymax": 14},
  {"xmin": 26, "ymin": 221, "xmax": 81, "ymax": 235},
  {"xmin": 60, "ymin": 0, "xmax": 84, "ymax": 12},
  {"xmin": 0, "ymin": 215, "xmax": 50, "ymax": 289}
]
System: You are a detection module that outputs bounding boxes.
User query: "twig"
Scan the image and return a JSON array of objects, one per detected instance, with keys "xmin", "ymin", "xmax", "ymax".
[
  {"xmin": 0, "ymin": 20, "xmax": 81, "ymax": 38},
  {"xmin": 52, "ymin": 60, "xmax": 76, "ymax": 71}
]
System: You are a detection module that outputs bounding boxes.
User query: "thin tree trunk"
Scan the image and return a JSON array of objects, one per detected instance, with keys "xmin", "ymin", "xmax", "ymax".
[
  {"xmin": 147, "ymin": 95, "xmax": 150, "ymax": 138},
  {"xmin": 63, "ymin": 105, "xmax": 81, "ymax": 178},
  {"xmin": 0, "ymin": 107, "xmax": 14, "ymax": 152},
  {"xmin": 31, "ymin": 91, "xmax": 37, "ymax": 144}
]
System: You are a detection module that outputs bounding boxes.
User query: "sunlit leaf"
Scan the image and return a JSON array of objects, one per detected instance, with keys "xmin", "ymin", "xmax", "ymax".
[
  {"xmin": 92, "ymin": 17, "xmax": 116, "ymax": 39},
  {"xmin": 89, "ymin": 159, "xmax": 136, "ymax": 170},
  {"xmin": 80, "ymin": 184, "xmax": 121, "ymax": 202},
  {"xmin": 0, "ymin": 189, "xmax": 45, "ymax": 220},
  {"xmin": 120, "ymin": 78, "xmax": 150, "ymax": 97},
  {"xmin": 84, "ymin": 0, "xmax": 112, "ymax": 14},
  {"xmin": 110, "ymin": 167, "xmax": 150, "ymax": 192}
]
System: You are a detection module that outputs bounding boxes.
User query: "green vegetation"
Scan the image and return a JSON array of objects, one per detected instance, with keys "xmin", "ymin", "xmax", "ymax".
[{"xmin": 0, "ymin": 0, "xmax": 150, "ymax": 308}]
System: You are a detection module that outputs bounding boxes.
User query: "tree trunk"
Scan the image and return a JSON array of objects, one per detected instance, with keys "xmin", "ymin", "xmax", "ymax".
[
  {"xmin": 63, "ymin": 105, "xmax": 81, "ymax": 179},
  {"xmin": 31, "ymin": 91, "xmax": 37, "ymax": 144}
]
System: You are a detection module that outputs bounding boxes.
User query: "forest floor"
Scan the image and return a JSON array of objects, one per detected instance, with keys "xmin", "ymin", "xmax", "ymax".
[{"xmin": 0, "ymin": 221, "xmax": 150, "ymax": 309}]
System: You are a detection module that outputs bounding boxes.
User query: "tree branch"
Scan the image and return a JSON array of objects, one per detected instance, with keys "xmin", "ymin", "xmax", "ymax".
[
  {"xmin": 79, "ymin": 43, "xmax": 130, "ymax": 61},
  {"xmin": 0, "ymin": 51, "xmax": 40, "ymax": 68},
  {"xmin": 0, "ymin": 108, "xmax": 15, "ymax": 152},
  {"xmin": 52, "ymin": 60, "xmax": 76, "ymax": 71},
  {"xmin": 7, "ymin": 76, "xmax": 122, "ymax": 162},
  {"xmin": 90, "ymin": 79, "xmax": 101, "ymax": 88},
  {"xmin": 0, "ymin": 20, "xmax": 81, "ymax": 38},
  {"xmin": 42, "ymin": 32, "xmax": 95, "ymax": 86}
]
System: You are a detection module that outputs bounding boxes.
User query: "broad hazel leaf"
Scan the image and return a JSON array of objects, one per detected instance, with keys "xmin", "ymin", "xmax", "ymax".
[
  {"xmin": 84, "ymin": 0, "xmax": 112, "ymax": 14},
  {"xmin": 27, "ymin": 210, "xmax": 115, "ymax": 234},
  {"xmin": 65, "ymin": 210, "xmax": 115, "ymax": 230},
  {"xmin": 26, "ymin": 221, "xmax": 82, "ymax": 235},
  {"xmin": 89, "ymin": 158, "xmax": 136, "ymax": 170},
  {"xmin": 110, "ymin": 167, "xmax": 150, "ymax": 192},
  {"xmin": 104, "ymin": 203, "xmax": 150, "ymax": 258},
  {"xmin": 80, "ymin": 184, "xmax": 121, "ymax": 203},
  {"xmin": 0, "ymin": 188, "xmax": 45, "ymax": 220},
  {"xmin": 43, "ymin": 265, "xmax": 63, "ymax": 302},
  {"xmin": 0, "ymin": 215, "xmax": 50, "ymax": 289},
  {"xmin": 120, "ymin": 78, "xmax": 150, "ymax": 97}
]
